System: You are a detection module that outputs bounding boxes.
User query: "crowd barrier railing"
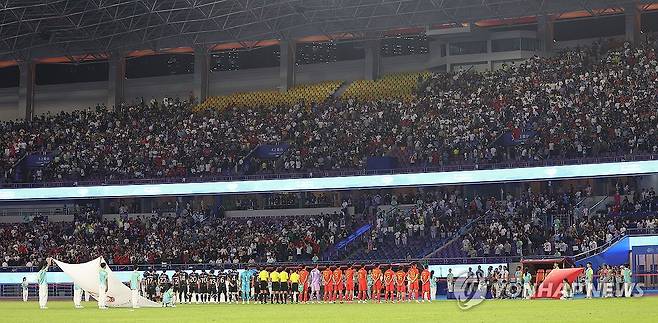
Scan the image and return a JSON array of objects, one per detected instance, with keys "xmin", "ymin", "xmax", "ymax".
[
  {"xmin": 0, "ymin": 256, "xmax": 528, "ymax": 273},
  {"xmin": 2, "ymin": 154, "xmax": 656, "ymax": 189}
]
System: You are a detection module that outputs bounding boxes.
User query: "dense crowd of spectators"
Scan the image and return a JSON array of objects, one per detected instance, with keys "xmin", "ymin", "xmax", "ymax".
[
  {"xmin": 1, "ymin": 185, "xmax": 657, "ymax": 268},
  {"xmin": 2, "ymin": 39, "xmax": 658, "ymax": 185},
  {"xmin": 616, "ymin": 187, "xmax": 657, "ymax": 214},
  {"xmin": 460, "ymin": 189, "xmax": 581, "ymax": 258},
  {"xmin": 459, "ymin": 187, "xmax": 658, "ymax": 259},
  {"xmin": 414, "ymin": 39, "xmax": 658, "ymax": 166},
  {"xmin": 366, "ymin": 190, "xmax": 482, "ymax": 252},
  {"xmin": 229, "ymin": 192, "xmax": 334, "ymax": 211},
  {"xmin": 0, "ymin": 209, "xmax": 350, "ymax": 268}
]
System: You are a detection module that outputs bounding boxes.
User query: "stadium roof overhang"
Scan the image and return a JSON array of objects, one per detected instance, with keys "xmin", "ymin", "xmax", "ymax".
[{"xmin": 0, "ymin": 0, "xmax": 656, "ymax": 67}]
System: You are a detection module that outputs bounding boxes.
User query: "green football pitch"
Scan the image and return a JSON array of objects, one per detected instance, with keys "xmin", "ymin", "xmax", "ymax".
[{"xmin": 2, "ymin": 298, "xmax": 657, "ymax": 323}]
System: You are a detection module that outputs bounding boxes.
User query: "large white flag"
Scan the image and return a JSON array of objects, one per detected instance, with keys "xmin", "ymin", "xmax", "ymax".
[{"xmin": 54, "ymin": 257, "xmax": 160, "ymax": 308}]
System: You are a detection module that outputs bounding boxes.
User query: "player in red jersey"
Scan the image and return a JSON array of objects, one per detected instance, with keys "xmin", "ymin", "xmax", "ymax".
[
  {"xmin": 395, "ymin": 267, "xmax": 406, "ymax": 302},
  {"xmin": 384, "ymin": 266, "xmax": 395, "ymax": 302},
  {"xmin": 407, "ymin": 264, "xmax": 420, "ymax": 302},
  {"xmin": 357, "ymin": 265, "xmax": 368, "ymax": 302},
  {"xmin": 332, "ymin": 266, "xmax": 344, "ymax": 302},
  {"xmin": 420, "ymin": 265, "xmax": 431, "ymax": 302},
  {"xmin": 322, "ymin": 266, "xmax": 333, "ymax": 302},
  {"xmin": 371, "ymin": 265, "xmax": 383, "ymax": 302},
  {"xmin": 344, "ymin": 265, "xmax": 355, "ymax": 302},
  {"xmin": 299, "ymin": 266, "xmax": 309, "ymax": 303}
]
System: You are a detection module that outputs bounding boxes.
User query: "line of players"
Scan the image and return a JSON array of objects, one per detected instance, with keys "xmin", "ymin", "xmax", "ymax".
[
  {"xmin": 139, "ymin": 263, "xmax": 436, "ymax": 304},
  {"xmin": 141, "ymin": 268, "xmax": 244, "ymax": 303},
  {"xmin": 307, "ymin": 263, "xmax": 435, "ymax": 303}
]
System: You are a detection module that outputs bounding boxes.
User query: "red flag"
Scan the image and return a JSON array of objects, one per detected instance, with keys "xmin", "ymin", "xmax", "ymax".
[{"xmin": 532, "ymin": 268, "xmax": 584, "ymax": 299}]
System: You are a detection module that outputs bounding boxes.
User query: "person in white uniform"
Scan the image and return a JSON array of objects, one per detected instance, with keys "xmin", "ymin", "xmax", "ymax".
[
  {"xmin": 130, "ymin": 266, "xmax": 142, "ymax": 309},
  {"xmin": 73, "ymin": 282, "xmax": 83, "ymax": 308},
  {"xmin": 98, "ymin": 262, "xmax": 109, "ymax": 309},
  {"xmin": 38, "ymin": 258, "xmax": 51, "ymax": 309},
  {"xmin": 21, "ymin": 277, "xmax": 29, "ymax": 302}
]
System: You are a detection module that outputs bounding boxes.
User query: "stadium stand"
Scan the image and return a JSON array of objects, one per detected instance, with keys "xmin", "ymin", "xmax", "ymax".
[
  {"xmin": 434, "ymin": 189, "xmax": 657, "ymax": 260},
  {"xmin": 5, "ymin": 2, "xmax": 658, "ymax": 319},
  {"xmin": 336, "ymin": 190, "xmax": 483, "ymax": 261},
  {"xmin": 2, "ymin": 40, "xmax": 658, "ymax": 186},
  {"xmin": 0, "ymin": 210, "xmax": 345, "ymax": 267},
  {"xmin": 1, "ymin": 182, "xmax": 654, "ymax": 269}
]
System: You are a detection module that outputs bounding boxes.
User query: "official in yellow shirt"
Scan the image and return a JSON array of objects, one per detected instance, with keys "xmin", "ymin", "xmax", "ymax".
[
  {"xmin": 258, "ymin": 269, "xmax": 269, "ymax": 282},
  {"xmin": 258, "ymin": 269, "xmax": 269, "ymax": 304},
  {"xmin": 279, "ymin": 269, "xmax": 290, "ymax": 304},
  {"xmin": 280, "ymin": 270, "xmax": 289, "ymax": 287},
  {"xmin": 270, "ymin": 269, "xmax": 281, "ymax": 303},
  {"xmin": 290, "ymin": 270, "xmax": 301, "ymax": 303}
]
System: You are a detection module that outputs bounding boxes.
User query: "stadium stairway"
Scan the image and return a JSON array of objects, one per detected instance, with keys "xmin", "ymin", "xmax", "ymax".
[
  {"xmin": 332, "ymin": 80, "xmax": 352, "ymax": 98},
  {"xmin": 344, "ymin": 233, "xmax": 454, "ymax": 261},
  {"xmin": 423, "ymin": 209, "xmax": 496, "ymax": 259},
  {"xmin": 588, "ymin": 195, "xmax": 612, "ymax": 215},
  {"xmin": 340, "ymin": 209, "xmax": 492, "ymax": 261},
  {"xmin": 323, "ymin": 223, "xmax": 373, "ymax": 259}
]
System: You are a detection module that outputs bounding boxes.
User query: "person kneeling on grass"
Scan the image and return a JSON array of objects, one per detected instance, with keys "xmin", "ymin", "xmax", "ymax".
[
  {"xmin": 162, "ymin": 284, "xmax": 176, "ymax": 307},
  {"xmin": 560, "ymin": 279, "xmax": 573, "ymax": 300}
]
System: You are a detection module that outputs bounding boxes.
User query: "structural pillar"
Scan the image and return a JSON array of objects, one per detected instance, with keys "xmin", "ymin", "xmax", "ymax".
[
  {"xmin": 107, "ymin": 51, "xmax": 126, "ymax": 109},
  {"xmin": 193, "ymin": 45, "xmax": 210, "ymax": 103},
  {"xmin": 537, "ymin": 14, "xmax": 555, "ymax": 53},
  {"xmin": 279, "ymin": 40, "xmax": 296, "ymax": 91},
  {"xmin": 18, "ymin": 61, "xmax": 35, "ymax": 121},
  {"xmin": 624, "ymin": 3, "xmax": 641, "ymax": 46},
  {"xmin": 364, "ymin": 38, "xmax": 381, "ymax": 80}
]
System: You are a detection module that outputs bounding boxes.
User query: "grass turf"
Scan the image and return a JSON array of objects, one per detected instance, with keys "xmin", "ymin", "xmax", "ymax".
[{"xmin": 2, "ymin": 298, "xmax": 657, "ymax": 323}]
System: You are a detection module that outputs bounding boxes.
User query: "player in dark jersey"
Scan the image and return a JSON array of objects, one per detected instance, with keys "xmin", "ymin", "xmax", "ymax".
[
  {"xmin": 158, "ymin": 271, "xmax": 170, "ymax": 302},
  {"xmin": 188, "ymin": 270, "xmax": 199, "ymax": 303},
  {"xmin": 228, "ymin": 270, "xmax": 239, "ymax": 303},
  {"xmin": 142, "ymin": 270, "xmax": 150, "ymax": 299},
  {"xmin": 199, "ymin": 270, "xmax": 209, "ymax": 303},
  {"xmin": 172, "ymin": 270, "xmax": 181, "ymax": 303},
  {"xmin": 178, "ymin": 270, "xmax": 189, "ymax": 304},
  {"xmin": 146, "ymin": 268, "xmax": 157, "ymax": 300},
  {"xmin": 217, "ymin": 270, "xmax": 228, "ymax": 303},
  {"xmin": 251, "ymin": 268, "xmax": 258, "ymax": 303},
  {"xmin": 208, "ymin": 270, "xmax": 218, "ymax": 303}
]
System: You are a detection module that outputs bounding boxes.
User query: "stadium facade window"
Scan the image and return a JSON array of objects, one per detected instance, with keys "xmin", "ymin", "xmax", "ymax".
[
  {"xmin": 210, "ymin": 46, "xmax": 279, "ymax": 72},
  {"xmin": 554, "ymin": 15, "xmax": 624, "ymax": 41},
  {"xmin": 520, "ymin": 38, "xmax": 540, "ymax": 51},
  {"xmin": 126, "ymin": 54, "xmax": 194, "ymax": 79},
  {"xmin": 491, "ymin": 38, "xmax": 540, "ymax": 53},
  {"xmin": 381, "ymin": 35, "xmax": 429, "ymax": 57},
  {"xmin": 641, "ymin": 10, "xmax": 658, "ymax": 33},
  {"xmin": 335, "ymin": 41, "xmax": 365, "ymax": 61},
  {"xmin": 0, "ymin": 66, "xmax": 19, "ymax": 88},
  {"xmin": 35, "ymin": 61, "xmax": 109, "ymax": 85},
  {"xmin": 210, "ymin": 50, "xmax": 240, "ymax": 71},
  {"xmin": 448, "ymin": 40, "xmax": 487, "ymax": 55},
  {"xmin": 291, "ymin": 40, "xmax": 365, "ymax": 65},
  {"xmin": 491, "ymin": 38, "xmax": 521, "ymax": 52},
  {"xmin": 296, "ymin": 41, "xmax": 338, "ymax": 65}
]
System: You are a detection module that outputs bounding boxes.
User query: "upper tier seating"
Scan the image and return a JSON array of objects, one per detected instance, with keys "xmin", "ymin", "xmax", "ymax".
[
  {"xmin": 196, "ymin": 81, "xmax": 342, "ymax": 111},
  {"xmin": 341, "ymin": 71, "xmax": 428, "ymax": 101},
  {"xmin": 2, "ymin": 39, "xmax": 657, "ymax": 185}
]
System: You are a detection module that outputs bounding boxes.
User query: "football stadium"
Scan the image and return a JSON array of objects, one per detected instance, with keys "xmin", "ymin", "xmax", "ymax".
[{"xmin": 1, "ymin": 0, "xmax": 658, "ymax": 322}]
